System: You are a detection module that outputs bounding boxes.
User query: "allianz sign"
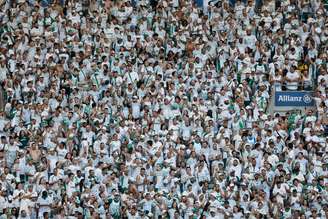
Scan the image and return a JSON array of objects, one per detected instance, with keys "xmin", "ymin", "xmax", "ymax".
[{"xmin": 275, "ymin": 91, "xmax": 314, "ymax": 107}]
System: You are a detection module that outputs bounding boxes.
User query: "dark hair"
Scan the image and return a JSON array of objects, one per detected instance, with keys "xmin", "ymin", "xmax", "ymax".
[{"xmin": 42, "ymin": 191, "xmax": 48, "ymax": 198}]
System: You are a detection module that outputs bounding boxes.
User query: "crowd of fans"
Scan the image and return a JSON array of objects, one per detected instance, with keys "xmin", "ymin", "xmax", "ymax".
[{"xmin": 0, "ymin": 0, "xmax": 327, "ymax": 218}]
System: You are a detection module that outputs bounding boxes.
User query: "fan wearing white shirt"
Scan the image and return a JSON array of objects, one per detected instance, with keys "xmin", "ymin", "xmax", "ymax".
[
  {"xmin": 0, "ymin": 61, "xmax": 8, "ymax": 82},
  {"xmin": 131, "ymin": 96, "xmax": 141, "ymax": 120},
  {"xmin": 285, "ymin": 66, "xmax": 300, "ymax": 90},
  {"xmin": 243, "ymin": 28, "xmax": 257, "ymax": 50},
  {"xmin": 196, "ymin": 161, "xmax": 210, "ymax": 183}
]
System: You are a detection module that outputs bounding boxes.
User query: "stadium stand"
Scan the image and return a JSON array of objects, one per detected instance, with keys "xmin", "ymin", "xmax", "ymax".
[{"xmin": 0, "ymin": 0, "xmax": 327, "ymax": 218}]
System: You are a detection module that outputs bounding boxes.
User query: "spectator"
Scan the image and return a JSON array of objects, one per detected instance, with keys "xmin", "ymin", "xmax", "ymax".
[{"xmin": 285, "ymin": 66, "xmax": 301, "ymax": 90}]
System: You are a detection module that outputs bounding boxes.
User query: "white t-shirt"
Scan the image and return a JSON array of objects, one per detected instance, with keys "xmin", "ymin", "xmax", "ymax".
[
  {"xmin": 286, "ymin": 71, "xmax": 300, "ymax": 90},
  {"xmin": 37, "ymin": 196, "xmax": 52, "ymax": 216},
  {"xmin": 131, "ymin": 103, "xmax": 141, "ymax": 119},
  {"xmin": 243, "ymin": 35, "xmax": 257, "ymax": 49}
]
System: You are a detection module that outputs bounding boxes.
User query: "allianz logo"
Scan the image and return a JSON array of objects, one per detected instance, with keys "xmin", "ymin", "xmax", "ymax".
[{"xmin": 278, "ymin": 94, "xmax": 312, "ymax": 103}]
